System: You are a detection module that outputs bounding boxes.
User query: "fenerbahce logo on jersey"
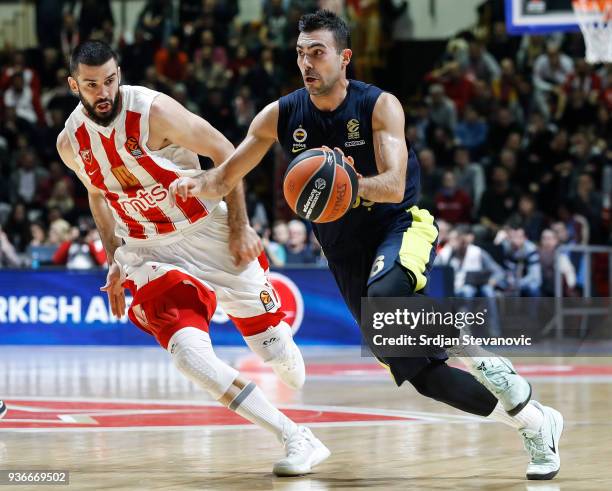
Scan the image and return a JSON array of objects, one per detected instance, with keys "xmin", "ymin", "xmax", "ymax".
[
  {"xmin": 292, "ymin": 127, "xmax": 307, "ymax": 153},
  {"xmin": 345, "ymin": 119, "xmax": 365, "ymax": 148}
]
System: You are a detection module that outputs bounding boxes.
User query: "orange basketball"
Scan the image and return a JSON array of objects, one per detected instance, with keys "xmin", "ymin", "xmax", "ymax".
[{"xmin": 283, "ymin": 147, "xmax": 359, "ymax": 223}]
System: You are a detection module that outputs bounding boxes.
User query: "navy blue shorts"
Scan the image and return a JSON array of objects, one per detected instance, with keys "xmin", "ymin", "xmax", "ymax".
[{"xmin": 326, "ymin": 206, "xmax": 447, "ymax": 384}]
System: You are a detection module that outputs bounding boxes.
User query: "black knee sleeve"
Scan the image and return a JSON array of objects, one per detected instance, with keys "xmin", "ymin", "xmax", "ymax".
[{"xmin": 367, "ymin": 262, "xmax": 418, "ymax": 298}]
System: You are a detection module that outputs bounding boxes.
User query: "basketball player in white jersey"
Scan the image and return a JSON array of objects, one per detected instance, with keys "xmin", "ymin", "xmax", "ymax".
[
  {"xmin": 0, "ymin": 400, "xmax": 6, "ymax": 419},
  {"xmin": 55, "ymin": 40, "xmax": 330, "ymax": 476}
]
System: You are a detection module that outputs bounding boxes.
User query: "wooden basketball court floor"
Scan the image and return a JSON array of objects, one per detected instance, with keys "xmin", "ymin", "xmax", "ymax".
[{"xmin": 1, "ymin": 346, "xmax": 611, "ymax": 490}]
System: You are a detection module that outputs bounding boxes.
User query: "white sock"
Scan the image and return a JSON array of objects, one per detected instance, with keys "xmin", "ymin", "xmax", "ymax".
[
  {"xmin": 488, "ymin": 401, "xmax": 544, "ymax": 432},
  {"xmin": 230, "ymin": 383, "xmax": 298, "ymax": 441},
  {"xmin": 169, "ymin": 327, "xmax": 298, "ymax": 441}
]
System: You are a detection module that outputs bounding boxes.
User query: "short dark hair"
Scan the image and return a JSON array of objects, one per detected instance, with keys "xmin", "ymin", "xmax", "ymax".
[
  {"xmin": 298, "ymin": 9, "xmax": 350, "ymax": 52},
  {"xmin": 70, "ymin": 40, "xmax": 118, "ymax": 76}
]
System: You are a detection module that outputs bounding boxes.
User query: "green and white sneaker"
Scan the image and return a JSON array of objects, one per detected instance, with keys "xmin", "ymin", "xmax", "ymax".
[
  {"xmin": 0, "ymin": 400, "xmax": 6, "ymax": 419},
  {"xmin": 521, "ymin": 401, "xmax": 564, "ymax": 480},
  {"xmin": 467, "ymin": 356, "xmax": 532, "ymax": 415}
]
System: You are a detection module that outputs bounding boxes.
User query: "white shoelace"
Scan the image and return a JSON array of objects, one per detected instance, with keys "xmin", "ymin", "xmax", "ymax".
[{"xmin": 286, "ymin": 431, "xmax": 312, "ymax": 456}]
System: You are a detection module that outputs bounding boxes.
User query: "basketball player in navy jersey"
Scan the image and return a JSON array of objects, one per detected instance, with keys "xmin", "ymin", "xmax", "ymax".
[{"xmin": 170, "ymin": 10, "xmax": 563, "ymax": 480}]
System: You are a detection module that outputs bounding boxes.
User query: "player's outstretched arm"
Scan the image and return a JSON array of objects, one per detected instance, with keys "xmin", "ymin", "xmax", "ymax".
[
  {"xmin": 358, "ymin": 92, "xmax": 408, "ymax": 203},
  {"xmin": 56, "ymin": 130, "xmax": 125, "ymax": 318},
  {"xmin": 170, "ymin": 101, "xmax": 279, "ymax": 201},
  {"xmin": 150, "ymin": 92, "xmax": 264, "ymax": 265}
]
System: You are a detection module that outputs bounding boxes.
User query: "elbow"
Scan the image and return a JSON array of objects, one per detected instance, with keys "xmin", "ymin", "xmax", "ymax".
[
  {"xmin": 388, "ymin": 192, "xmax": 404, "ymax": 204},
  {"xmin": 389, "ymin": 184, "xmax": 405, "ymax": 203}
]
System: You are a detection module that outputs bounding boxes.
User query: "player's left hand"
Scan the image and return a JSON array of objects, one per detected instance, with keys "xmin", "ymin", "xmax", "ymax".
[{"xmin": 228, "ymin": 224, "xmax": 264, "ymax": 267}]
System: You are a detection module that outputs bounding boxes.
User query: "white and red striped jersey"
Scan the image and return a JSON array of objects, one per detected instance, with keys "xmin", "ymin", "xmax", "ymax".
[{"xmin": 64, "ymin": 85, "xmax": 220, "ymax": 242}]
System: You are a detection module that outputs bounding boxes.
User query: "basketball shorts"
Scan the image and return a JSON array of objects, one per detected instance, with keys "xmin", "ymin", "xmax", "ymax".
[
  {"xmin": 114, "ymin": 201, "xmax": 284, "ymax": 347},
  {"xmin": 326, "ymin": 206, "xmax": 447, "ymax": 384}
]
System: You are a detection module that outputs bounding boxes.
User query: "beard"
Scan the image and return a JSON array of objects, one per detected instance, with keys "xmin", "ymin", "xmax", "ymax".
[{"xmin": 80, "ymin": 90, "xmax": 121, "ymax": 126}]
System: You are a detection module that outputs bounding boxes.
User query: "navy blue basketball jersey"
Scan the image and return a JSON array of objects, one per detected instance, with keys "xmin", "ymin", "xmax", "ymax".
[{"xmin": 277, "ymin": 80, "xmax": 421, "ymax": 256}]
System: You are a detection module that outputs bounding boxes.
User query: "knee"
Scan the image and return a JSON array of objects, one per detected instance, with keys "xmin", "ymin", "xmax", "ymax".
[
  {"xmin": 169, "ymin": 327, "xmax": 238, "ymax": 400},
  {"xmin": 367, "ymin": 264, "xmax": 417, "ymax": 298}
]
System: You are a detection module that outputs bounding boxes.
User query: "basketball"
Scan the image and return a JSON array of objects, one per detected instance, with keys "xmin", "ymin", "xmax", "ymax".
[{"xmin": 283, "ymin": 147, "xmax": 359, "ymax": 223}]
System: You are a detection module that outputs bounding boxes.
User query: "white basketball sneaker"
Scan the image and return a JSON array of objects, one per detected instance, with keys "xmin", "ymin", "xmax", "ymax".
[
  {"xmin": 273, "ymin": 426, "xmax": 331, "ymax": 476},
  {"xmin": 0, "ymin": 401, "xmax": 6, "ymax": 419},
  {"xmin": 521, "ymin": 401, "xmax": 564, "ymax": 480},
  {"xmin": 268, "ymin": 339, "xmax": 306, "ymax": 390},
  {"xmin": 465, "ymin": 356, "xmax": 532, "ymax": 415}
]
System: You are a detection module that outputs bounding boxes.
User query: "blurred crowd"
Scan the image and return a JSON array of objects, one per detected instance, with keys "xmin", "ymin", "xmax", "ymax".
[{"xmin": 0, "ymin": 0, "xmax": 610, "ymax": 296}]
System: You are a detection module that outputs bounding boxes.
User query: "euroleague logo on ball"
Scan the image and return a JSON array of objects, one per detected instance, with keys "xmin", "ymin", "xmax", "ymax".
[
  {"xmin": 268, "ymin": 272, "xmax": 304, "ymax": 335},
  {"xmin": 314, "ymin": 177, "xmax": 326, "ymax": 190}
]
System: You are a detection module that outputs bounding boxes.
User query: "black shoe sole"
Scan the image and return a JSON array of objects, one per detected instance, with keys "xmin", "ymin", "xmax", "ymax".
[
  {"xmin": 507, "ymin": 382, "xmax": 532, "ymax": 416},
  {"xmin": 527, "ymin": 468, "xmax": 559, "ymax": 480}
]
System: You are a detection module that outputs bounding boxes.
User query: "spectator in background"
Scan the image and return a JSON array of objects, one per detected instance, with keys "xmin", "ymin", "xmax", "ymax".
[
  {"xmin": 572, "ymin": 173, "xmax": 603, "ymax": 244},
  {"xmin": 434, "ymin": 171, "xmax": 472, "ymax": 225},
  {"xmin": 59, "ymin": 12, "xmax": 80, "ymax": 60},
  {"xmin": 29, "ymin": 222, "xmax": 48, "ymax": 247},
  {"xmin": 453, "ymin": 145, "xmax": 485, "ymax": 213},
  {"xmin": 4, "ymin": 202, "xmax": 31, "ymax": 253},
  {"xmin": 264, "ymin": 220, "xmax": 289, "ymax": 266},
  {"xmin": 39, "ymin": 161, "xmax": 74, "ymax": 205},
  {"xmin": 195, "ymin": 46, "xmax": 232, "ymax": 91},
  {"xmin": 470, "ymin": 78, "xmax": 498, "ymax": 118},
  {"xmin": 234, "ymin": 86, "xmax": 257, "ymax": 138},
  {"xmin": 47, "ymin": 180, "xmax": 75, "ymax": 218},
  {"xmin": 425, "ymin": 60, "xmax": 474, "ymax": 114},
  {"xmin": 479, "ymin": 166, "xmax": 518, "ymax": 232},
  {"xmin": 120, "ymin": 29, "xmax": 156, "ymax": 84},
  {"xmin": 427, "ymin": 84, "xmax": 457, "ymax": 132},
  {"xmin": 563, "ymin": 58, "xmax": 602, "ymax": 102},
  {"xmin": 74, "ymin": 0, "xmax": 114, "ymax": 42},
  {"xmin": 464, "ymin": 36, "xmax": 501, "ymax": 84},
  {"xmin": 509, "ymin": 193, "xmax": 547, "ymax": 243},
  {"xmin": 10, "ymin": 150, "xmax": 48, "ymax": 207},
  {"xmin": 455, "ymin": 105, "xmax": 488, "ymax": 158},
  {"xmin": 155, "ymin": 35, "xmax": 189, "ymax": 82},
  {"xmin": 539, "ymin": 228, "xmax": 576, "ymax": 296},
  {"xmin": 43, "ymin": 68, "xmax": 78, "ymax": 122},
  {"xmin": 171, "ymin": 83, "xmax": 199, "ymax": 115},
  {"xmin": 437, "ymin": 224, "xmax": 504, "ymax": 302},
  {"xmin": 491, "ymin": 58, "xmax": 524, "ymax": 121},
  {"xmin": 136, "ymin": 0, "xmax": 169, "ymax": 45},
  {"xmin": 487, "ymin": 106, "xmax": 521, "ymax": 153},
  {"xmin": 487, "ymin": 21, "xmax": 520, "ymax": 62},
  {"xmin": 52, "ymin": 221, "xmax": 106, "ymax": 270},
  {"xmin": 500, "ymin": 224, "xmax": 542, "ymax": 297},
  {"xmin": 532, "ymin": 41, "xmax": 574, "ymax": 118},
  {"xmin": 285, "ymin": 220, "xmax": 316, "ymax": 264},
  {"xmin": 0, "ymin": 224, "xmax": 22, "ymax": 267},
  {"xmin": 47, "ymin": 215, "xmax": 71, "ymax": 246},
  {"xmin": 559, "ymin": 88, "xmax": 597, "ymax": 133},
  {"xmin": 436, "ymin": 219, "xmax": 451, "ymax": 252},
  {"xmin": 3, "ymin": 73, "xmax": 45, "ymax": 127},
  {"xmin": 418, "ymin": 148, "xmax": 441, "ymax": 212}
]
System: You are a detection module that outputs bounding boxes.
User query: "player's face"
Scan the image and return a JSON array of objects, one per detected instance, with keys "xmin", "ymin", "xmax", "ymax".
[
  {"xmin": 296, "ymin": 30, "xmax": 350, "ymax": 96},
  {"xmin": 68, "ymin": 59, "xmax": 121, "ymax": 126}
]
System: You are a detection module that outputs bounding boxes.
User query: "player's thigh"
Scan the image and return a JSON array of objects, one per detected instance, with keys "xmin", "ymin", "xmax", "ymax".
[{"xmin": 368, "ymin": 206, "xmax": 438, "ymax": 293}]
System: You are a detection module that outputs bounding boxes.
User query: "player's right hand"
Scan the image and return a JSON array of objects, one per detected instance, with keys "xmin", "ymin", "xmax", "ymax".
[
  {"xmin": 101, "ymin": 262, "xmax": 126, "ymax": 318},
  {"xmin": 169, "ymin": 176, "xmax": 202, "ymax": 205}
]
